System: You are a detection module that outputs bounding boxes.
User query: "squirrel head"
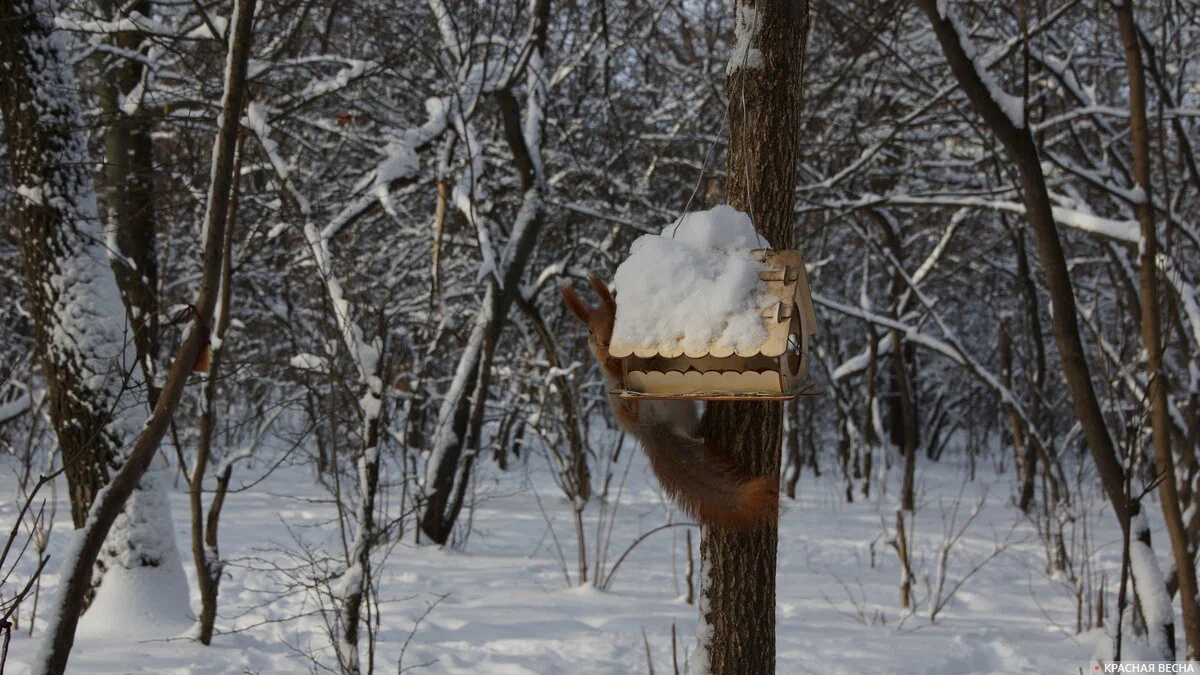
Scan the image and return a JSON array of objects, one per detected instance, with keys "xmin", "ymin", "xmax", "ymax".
[{"xmin": 562, "ymin": 274, "xmax": 618, "ymax": 368}]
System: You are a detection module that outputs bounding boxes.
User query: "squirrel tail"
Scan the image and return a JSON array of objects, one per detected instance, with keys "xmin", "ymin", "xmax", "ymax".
[{"xmin": 637, "ymin": 425, "xmax": 778, "ymax": 529}]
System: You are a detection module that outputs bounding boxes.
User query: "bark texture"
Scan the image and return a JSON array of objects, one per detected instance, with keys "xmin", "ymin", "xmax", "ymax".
[
  {"xmin": 700, "ymin": 2, "xmax": 808, "ymax": 673},
  {"xmin": 3, "ymin": 0, "xmax": 188, "ymax": 622},
  {"xmin": 1, "ymin": 0, "xmax": 123, "ymax": 532},
  {"xmin": 25, "ymin": 0, "xmax": 257, "ymax": 669},
  {"xmin": 95, "ymin": 0, "xmax": 160, "ymax": 386}
]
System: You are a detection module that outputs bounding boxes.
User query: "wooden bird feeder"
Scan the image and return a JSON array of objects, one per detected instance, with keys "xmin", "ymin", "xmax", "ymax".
[{"xmin": 611, "ymin": 249, "xmax": 818, "ymax": 401}]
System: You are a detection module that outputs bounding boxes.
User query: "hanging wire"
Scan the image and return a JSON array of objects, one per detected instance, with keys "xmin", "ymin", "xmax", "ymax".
[
  {"xmin": 671, "ymin": 1, "xmax": 766, "ymax": 249},
  {"xmin": 678, "ymin": 101, "xmax": 730, "ymax": 219},
  {"xmin": 671, "ymin": 104, "xmax": 729, "ymax": 239}
]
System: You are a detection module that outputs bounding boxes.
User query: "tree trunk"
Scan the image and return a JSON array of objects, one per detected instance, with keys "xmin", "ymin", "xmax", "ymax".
[
  {"xmin": 1, "ymin": 0, "xmax": 122, "ymax": 527},
  {"xmin": 1000, "ymin": 321, "xmax": 1038, "ymax": 512},
  {"xmin": 81, "ymin": 0, "xmax": 178, "ymax": 610},
  {"xmin": 878, "ymin": 217, "xmax": 920, "ymax": 469},
  {"xmin": 918, "ymin": 0, "xmax": 1173, "ymax": 656},
  {"xmin": 918, "ymin": 0, "xmax": 1129, "ymax": 524},
  {"xmin": 191, "ymin": 133, "xmax": 243, "ymax": 646},
  {"xmin": 836, "ymin": 402, "xmax": 854, "ymax": 503},
  {"xmin": 1010, "ymin": 224, "xmax": 1051, "ymax": 512},
  {"xmin": 1, "ymin": 0, "xmax": 188, "ymax": 619},
  {"xmin": 1116, "ymin": 1, "xmax": 1200, "ymax": 659},
  {"xmin": 893, "ymin": 328, "xmax": 918, "ymax": 512},
  {"xmin": 420, "ymin": 0, "xmax": 551, "ymax": 544},
  {"xmin": 896, "ymin": 510, "xmax": 912, "ymax": 610},
  {"xmin": 95, "ymin": 0, "xmax": 160, "ymax": 392},
  {"xmin": 861, "ymin": 325, "xmax": 880, "ymax": 499},
  {"xmin": 338, "ymin": 404, "xmax": 383, "ymax": 674},
  {"xmin": 783, "ymin": 398, "xmax": 801, "ymax": 499},
  {"xmin": 699, "ymin": 2, "xmax": 808, "ymax": 673},
  {"xmin": 21, "ymin": 0, "xmax": 257, "ymax": 669}
]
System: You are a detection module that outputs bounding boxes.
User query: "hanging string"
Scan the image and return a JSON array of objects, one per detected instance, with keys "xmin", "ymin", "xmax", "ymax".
[
  {"xmin": 679, "ymin": 100, "xmax": 730, "ymax": 218},
  {"xmin": 672, "ymin": 102, "xmax": 729, "ymax": 239},
  {"xmin": 673, "ymin": 3, "xmax": 767, "ymax": 249}
]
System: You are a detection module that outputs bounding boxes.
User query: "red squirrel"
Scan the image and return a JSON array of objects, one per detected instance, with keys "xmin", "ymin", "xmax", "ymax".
[{"xmin": 562, "ymin": 274, "xmax": 778, "ymax": 529}]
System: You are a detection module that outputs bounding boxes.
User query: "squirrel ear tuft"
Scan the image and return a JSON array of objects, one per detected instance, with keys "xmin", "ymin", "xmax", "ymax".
[
  {"xmin": 562, "ymin": 286, "xmax": 591, "ymax": 324},
  {"xmin": 588, "ymin": 274, "xmax": 616, "ymax": 311}
]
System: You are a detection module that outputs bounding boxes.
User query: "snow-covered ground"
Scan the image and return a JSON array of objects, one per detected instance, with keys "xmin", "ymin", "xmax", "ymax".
[{"xmin": 0, "ymin": 442, "xmax": 1170, "ymax": 673}]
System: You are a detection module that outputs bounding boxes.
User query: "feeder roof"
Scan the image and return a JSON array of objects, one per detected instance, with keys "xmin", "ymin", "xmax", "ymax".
[{"xmin": 610, "ymin": 248, "xmax": 816, "ymax": 359}]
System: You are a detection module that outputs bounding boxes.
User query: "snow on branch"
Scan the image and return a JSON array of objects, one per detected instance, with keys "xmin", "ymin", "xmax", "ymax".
[
  {"xmin": 814, "ymin": 292, "xmax": 1049, "ymax": 455},
  {"xmin": 450, "ymin": 112, "xmax": 498, "ymax": 282},
  {"xmin": 54, "ymin": 11, "xmax": 176, "ymax": 38},
  {"xmin": 937, "ymin": 2, "xmax": 1024, "ymax": 127},
  {"xmin": 832, "ymin": 332, "xmax": 894, "ymax": 382},
  {"xmin": 245, "ymin": 95, "xmax": 386, "ymax": 420},
  {"xmin": 814, "ymin": 193, "xmax": 1141, "ymax": 244},
  {"xmin": 1129, "ymin": 512, "xmax": 1174, "ymax": 659},
  {"xmin": 427, "ymin": 0, "xmax": 464, "ymax": 61},
  {"xmin": 801, "ymin": 1, "xmax": 1078, "ymax": 194}
]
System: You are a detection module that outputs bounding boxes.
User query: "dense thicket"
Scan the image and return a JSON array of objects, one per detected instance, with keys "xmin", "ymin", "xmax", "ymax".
[{"xmin": 1, "ymin": 0, "xmax": 1197, "ymax": 670}]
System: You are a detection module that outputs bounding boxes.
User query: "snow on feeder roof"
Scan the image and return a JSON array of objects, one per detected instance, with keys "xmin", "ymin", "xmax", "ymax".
[{"xmin": 609, "ymin": 206, "xmax": 817, "ymax": 400}]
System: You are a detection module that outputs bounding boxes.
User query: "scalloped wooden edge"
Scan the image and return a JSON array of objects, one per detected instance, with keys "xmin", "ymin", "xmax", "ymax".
[
  {"xmin": 615, "ymin": 382, "xmax": 821, "ymax": 402},
  {"xmin": 626, "ymin": 369, "xmax": 779, "ymax": 395}
]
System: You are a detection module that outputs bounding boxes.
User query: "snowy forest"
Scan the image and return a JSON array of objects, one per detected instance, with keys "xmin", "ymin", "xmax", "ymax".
[{"xmin": 1, "ymin": 0, "xmax": 1198, "ymax": 672}]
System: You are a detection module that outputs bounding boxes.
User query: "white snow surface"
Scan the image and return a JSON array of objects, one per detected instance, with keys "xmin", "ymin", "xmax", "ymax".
[
  {"xmin": 1129, "ymin": 512, "xmax": 1175, "ymax": 659},
  {"xmin": 80, "ymin": 557, "xmax": 192, "ymax": 641},
  {"xmin": 3, "ymin": 446, "xmax": 1167, "ymax": 673},
  {"xmin": 611, "ymin": 205, "xmax": 773, "ymax": 356}
]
